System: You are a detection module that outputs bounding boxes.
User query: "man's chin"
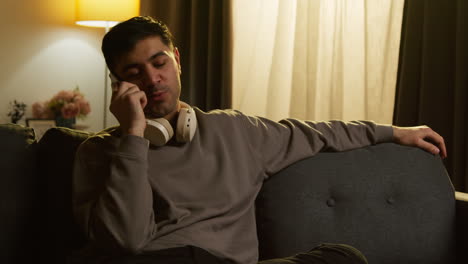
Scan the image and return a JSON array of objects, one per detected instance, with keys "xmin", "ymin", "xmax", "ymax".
[
  {"xmin": 144, "ymin": 104, "xmax": 176, "ymax": 119},
  {"xmin": 144, "ymin": 111, "xmax": 166, "ymax": 119}
]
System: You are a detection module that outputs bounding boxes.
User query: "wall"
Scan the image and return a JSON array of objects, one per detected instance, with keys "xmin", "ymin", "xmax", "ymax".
[{"xmin": 0, "ymin": 0, "xmax": 108, "ymax": 132}]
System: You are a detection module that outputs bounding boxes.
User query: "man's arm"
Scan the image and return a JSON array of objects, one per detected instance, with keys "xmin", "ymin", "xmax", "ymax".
[
  {"xmin": 238, "ymin": 114, "xmax": 446, "ymax": 177},
  {"xmin": 72, "ymin": 132, "xmax": 157, "ymax": 254},
  {"xmin": 72, "ymin": 77, "xmax": 157, "ymax": 253},
  {"xmin": 237, "ymin": 115, "xmax": 392, "ymax": 177}
]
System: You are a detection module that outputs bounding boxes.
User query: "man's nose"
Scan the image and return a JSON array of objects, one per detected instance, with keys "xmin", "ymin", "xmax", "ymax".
[{"xmin": 143, "ymin": 68, "xmax": 161, "ymax": 86}]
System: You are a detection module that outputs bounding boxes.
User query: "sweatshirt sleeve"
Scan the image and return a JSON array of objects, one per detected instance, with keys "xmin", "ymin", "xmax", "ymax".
[
  {"xmin": 238, "ymin": 114, "xmax": 393, "ymax": 178},
  {"xmin": 72, "ymin": 133, "xmax": 156, "ymax": 254}
]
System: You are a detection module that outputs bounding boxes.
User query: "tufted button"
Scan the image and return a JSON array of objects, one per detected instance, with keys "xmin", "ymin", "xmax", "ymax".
[
  {"xmin": 326, "ymin": 198, "xmax": 336, "ymax": 207},
  {"xmin": 387, "ymin": 197, "xmax": 395, "ymax": 204}
]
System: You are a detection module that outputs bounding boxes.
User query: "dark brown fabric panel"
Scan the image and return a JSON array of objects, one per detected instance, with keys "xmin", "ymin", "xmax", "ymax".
[
  {"xmin": 140, "ymin": 0, "xmax": 232, "ymax": 111},
  {"xmin": 394, "ymin": 0, "xmax": 468, "ymax": 191}
]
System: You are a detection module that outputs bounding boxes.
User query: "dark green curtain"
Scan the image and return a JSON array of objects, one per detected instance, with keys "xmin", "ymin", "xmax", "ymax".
[
  {"xmin": 140, "ymin": 0, "xmax": 232, "ymax": 111},
  {"xmin": 394, "ymin": 0, "xmax": 468, "ymax": 191}
]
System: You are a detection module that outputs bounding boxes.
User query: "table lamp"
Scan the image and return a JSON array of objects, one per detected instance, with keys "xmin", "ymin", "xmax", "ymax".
[{"xmin": 75, "ymin": 0, "xmax": 140, "ymax": 129}]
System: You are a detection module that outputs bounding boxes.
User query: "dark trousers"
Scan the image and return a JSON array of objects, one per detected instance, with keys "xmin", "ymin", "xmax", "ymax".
[
  {"xmin": 258, "ymin": 244, "xmax": 368, "ymax": 264},
  {"xmin": 111, "ymin": 244, "xmax": 368, "ymax": 264}
]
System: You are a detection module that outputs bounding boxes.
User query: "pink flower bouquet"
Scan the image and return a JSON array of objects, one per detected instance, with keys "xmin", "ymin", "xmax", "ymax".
[{"xmin": 32, "ymin": 88, "xmax": 91, "ymax": 120}]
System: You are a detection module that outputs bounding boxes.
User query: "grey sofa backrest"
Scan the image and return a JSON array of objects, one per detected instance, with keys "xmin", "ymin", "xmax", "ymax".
[
  {"xmin": 0, "ymin": 124, "xmax": 91, "ymax": 264},
  {"xmin": 0, "ymin": 124, "xmax": 42, "ymax": 262},
  {"xmin": 256, "ymin": 143, "xmax": 456, "ymax": 264}
]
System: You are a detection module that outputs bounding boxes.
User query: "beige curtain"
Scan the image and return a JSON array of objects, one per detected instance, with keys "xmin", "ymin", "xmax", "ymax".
[{"xmin": 232, "ymin": 0, "xmax": 404, "ymax": 123}]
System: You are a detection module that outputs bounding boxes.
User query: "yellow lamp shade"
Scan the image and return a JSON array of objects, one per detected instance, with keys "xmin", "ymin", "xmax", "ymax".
[{"xmin": 75, "ymin": 0, "xmax": 140, "ymax": 28}]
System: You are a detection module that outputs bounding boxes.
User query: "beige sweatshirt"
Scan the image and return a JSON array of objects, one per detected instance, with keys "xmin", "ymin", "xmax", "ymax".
[{"xmin": 72, "ymin": 108, "xmax": 393, "ymax": 264}]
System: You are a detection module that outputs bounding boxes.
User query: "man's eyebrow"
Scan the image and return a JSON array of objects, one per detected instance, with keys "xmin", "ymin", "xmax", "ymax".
[
  {"xmin": 149, "ymin": 51, "xmax": 168, "ymax": 61},
  {"xmin": 122, "ymin": 51, "xmax": 169, "ymax": 72}
]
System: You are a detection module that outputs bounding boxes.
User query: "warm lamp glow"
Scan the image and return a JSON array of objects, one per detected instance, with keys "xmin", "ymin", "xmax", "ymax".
[
  {"xmin": 75, "ymin": 0, "xmax": 140, "ymax": 129},
  {"xmin": 75, "ymin": 0, "xmax": 140, "ymax": 28}
]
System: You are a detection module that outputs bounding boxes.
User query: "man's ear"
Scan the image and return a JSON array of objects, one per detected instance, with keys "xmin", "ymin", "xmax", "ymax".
[{"xmin": 174, "ymin": 47, "xmax": 182, "ymax": 74}]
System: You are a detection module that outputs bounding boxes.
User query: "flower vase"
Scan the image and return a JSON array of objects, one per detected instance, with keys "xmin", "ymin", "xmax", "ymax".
[{"xmin": 55, "ymin": 116, "xmax": 76, "ymax": 129}]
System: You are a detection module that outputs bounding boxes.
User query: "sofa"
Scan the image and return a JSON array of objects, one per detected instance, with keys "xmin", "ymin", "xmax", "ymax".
[{"xmin": 1, "ymin": 123, "xmax": 467, "ymax": 264}]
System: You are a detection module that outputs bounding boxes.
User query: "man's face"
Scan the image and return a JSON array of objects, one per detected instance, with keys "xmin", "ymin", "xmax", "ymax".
[{"xmin": 113, "ymin": 36, "xmax": 182, "ymax": 119}]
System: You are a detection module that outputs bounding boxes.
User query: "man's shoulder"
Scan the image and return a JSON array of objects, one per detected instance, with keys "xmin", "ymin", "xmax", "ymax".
[
  {"xmin": 193, "ymin": 107, "xmax": 244, "ymax": 118},
  {"xmin": 193, "ymin": 107, "xmax": 253, "ymax": 128},
  {"xmin": 193, "ymin": 107, "xmax": 281, "ymax": 130}
]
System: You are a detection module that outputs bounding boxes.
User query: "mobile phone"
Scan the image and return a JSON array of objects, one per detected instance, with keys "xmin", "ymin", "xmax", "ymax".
[{"xmin": 109, "ymin": 73, "xmax": 119, "ymax": 85}]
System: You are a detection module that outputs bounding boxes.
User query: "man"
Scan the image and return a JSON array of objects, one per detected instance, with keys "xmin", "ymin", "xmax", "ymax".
[{"xmin": 72, "ymin": 16, "xmax": 446, "ymax": 264}]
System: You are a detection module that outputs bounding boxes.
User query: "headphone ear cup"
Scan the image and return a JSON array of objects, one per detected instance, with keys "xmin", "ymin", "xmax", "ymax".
[
  {"xmin": 176, "ymin": 107, "xmax": 197, "ymax": 143},
  {"xmin": 145, "ymin": 118, "xmax": 174, "ymax": 146}
]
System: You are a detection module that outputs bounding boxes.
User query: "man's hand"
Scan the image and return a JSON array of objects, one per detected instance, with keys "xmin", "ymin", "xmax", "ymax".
[
  {"xmin": 109, "ymin": 81, "xmax": 147, "ymax": 137},
  {"xmin": 393, "ymin": 125, "xmax": 447, "ymax": 159}
]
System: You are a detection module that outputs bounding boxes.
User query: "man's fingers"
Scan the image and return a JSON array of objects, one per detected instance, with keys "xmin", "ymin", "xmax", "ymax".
[
  {"xmin": 111, "ymin": 82, "xmax": 120, "ymax": 100},
  {"xmin": 120, "ymin": 85, "xmax": 140, "ymax": 97},
  {"xmin": 431, "ymin": 135, "xmax": 447, "ymax": 159},
  {"xmin": 417, "ymin": 139, "xmax": 440, "ymax": 155},
  {"xmin": 440, "ymin": 143, "xmax": 447, "ymax": 159},
  {"xmin": 423, "ymin": 129, "xmax": 447, "ymax": 159},
  {"xmin": 113, "ymin": 84, "xmax": 140, "ymax": 101},
  {"xmin": 118, "ymin": 88, "xmax": 146, "ymax": 113},
  {"xmin": 140, "ymin": 93, "xmax": 148, "ymax": 109},
  {"xmin": 111, "ymin": 82, "xmax": 127, "ymax": 101},
  {"xmin": 111, "ymin": 81, "xmax": 140, "ymax": 98}
]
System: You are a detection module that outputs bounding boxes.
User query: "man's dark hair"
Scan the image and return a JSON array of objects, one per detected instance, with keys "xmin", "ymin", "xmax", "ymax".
[{"xmin": 102, "ymin": 16, "xmax": 175, "ymax": 72}]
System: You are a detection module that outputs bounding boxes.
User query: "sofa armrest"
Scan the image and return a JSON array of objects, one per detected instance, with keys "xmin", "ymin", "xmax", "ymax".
[
  {"xmin": 456, "ymin": 191, "xmax": 468, "ymax": 202},
  {"xmin": 456, "ymin": 191, "xmax": 468, "ymax": 258}
]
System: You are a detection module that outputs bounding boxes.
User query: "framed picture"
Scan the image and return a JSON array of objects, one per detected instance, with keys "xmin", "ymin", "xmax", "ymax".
[{"xmin": 26, "ymin": 119, "xmax": 56, "ymax": 140}]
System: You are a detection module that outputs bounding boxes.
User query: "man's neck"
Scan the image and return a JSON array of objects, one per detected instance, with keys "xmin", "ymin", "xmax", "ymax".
[{"xmin": 165, "ymin": 101, "xmax": 182, "ymax": 127}]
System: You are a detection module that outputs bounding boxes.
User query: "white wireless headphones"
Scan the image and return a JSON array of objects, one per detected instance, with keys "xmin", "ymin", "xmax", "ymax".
[{"xmin": 144, "ymin": 106, "xmax": 197, "ymax": 147}]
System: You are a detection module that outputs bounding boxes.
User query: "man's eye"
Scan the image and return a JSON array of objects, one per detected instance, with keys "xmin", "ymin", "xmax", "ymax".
[
  {"xmin": 153, "ymin": 61, "xmax": 166, "ymax": 68},
  {"xmin": 126, "ymin": 72, "xmax": 141, "ymax": 80}
]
